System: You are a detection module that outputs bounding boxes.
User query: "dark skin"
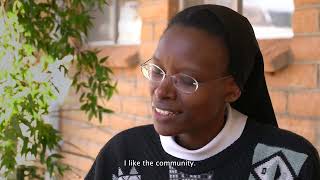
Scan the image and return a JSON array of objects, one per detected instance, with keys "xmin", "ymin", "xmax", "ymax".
[{"xmin": 150, "ymin": 25, "xmax": 241, "ymax": 150}]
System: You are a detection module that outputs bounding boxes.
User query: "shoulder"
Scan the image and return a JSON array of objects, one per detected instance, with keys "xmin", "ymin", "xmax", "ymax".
[
  {"xmin": 246, "ymin": 120, "xmax": 320, "ymax": 178},
  {"xmin": 85, "ymin": 125, "xmax": 157, "ymax": 179},
  {"xmin": 246, "ymin": 120, "xmax": 316, "ymax": 153}
]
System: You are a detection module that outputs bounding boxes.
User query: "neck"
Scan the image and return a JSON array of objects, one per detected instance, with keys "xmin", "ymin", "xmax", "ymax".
[{"xmin": 175, "ymin": 106, "xmax": 228, "ymax": 150}]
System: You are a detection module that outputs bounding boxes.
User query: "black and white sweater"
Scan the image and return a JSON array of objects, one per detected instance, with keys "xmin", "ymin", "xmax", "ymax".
[{"xmin": 85, "ymin": 107, "xmax": 320, "ymax": 180}]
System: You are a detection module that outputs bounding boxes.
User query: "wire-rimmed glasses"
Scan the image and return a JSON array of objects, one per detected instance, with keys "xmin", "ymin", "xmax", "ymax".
[{"xmin": 140, "ymin": 58, "xmax": 231, "ymax": 94}]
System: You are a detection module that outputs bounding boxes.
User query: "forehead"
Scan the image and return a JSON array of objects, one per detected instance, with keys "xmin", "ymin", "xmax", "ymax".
[{"xmin": 154, "ymin": 25, "xmax": 229, "ymax": 77}]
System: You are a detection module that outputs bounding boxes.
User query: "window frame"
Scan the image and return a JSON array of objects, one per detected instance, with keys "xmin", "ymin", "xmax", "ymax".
[
  {"xmin": 178, "ymin": 0, "xmax": 295, "ymax": 39},
  {"xmin": 178, "ymin": 0, "xmax": 243, "ymax": 13},
  {"xmin": 88, "ymin": 0, "xmax": 141, "ymax": 46}
]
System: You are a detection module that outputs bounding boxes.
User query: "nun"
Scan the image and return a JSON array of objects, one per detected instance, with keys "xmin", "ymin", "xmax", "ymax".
[{"xmin": 85, "ymin": 5, "xmax": 320, "ymax": 180}]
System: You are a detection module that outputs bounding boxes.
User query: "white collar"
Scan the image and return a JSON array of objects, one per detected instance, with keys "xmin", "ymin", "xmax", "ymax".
[{"xmin": 159, "ymin": 104, "xmax": 248, "ymax": 161}]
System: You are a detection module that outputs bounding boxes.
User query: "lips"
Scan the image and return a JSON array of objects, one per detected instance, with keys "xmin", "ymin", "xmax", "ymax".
[
  {"xmin": 155, "ymin": 107, "xmax": 179, "ymax": 116},
  {"xmin": 151, "ymin": 102, "xmax": 182, "ymax": 122},
  {"xmin": 151, "ymin": 102, "xmax": 181, "ymax": 114}
]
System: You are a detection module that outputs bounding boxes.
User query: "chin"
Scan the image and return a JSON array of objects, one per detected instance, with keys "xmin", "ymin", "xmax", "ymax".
[{"xmin": 153, "ymin": 122, "xmax": 181, "ymax": 136}]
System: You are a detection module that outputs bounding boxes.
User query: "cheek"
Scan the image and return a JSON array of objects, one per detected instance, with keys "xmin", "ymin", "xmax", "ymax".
[
  {"xmin": 183, "ymin": 88, "xmax": 224, "ymax": 118},
  {"xmin": 183, "ymin": 94, "xmax": 210, "ymax": 115},
  {"xmin": 149, "ymin": 83, "xmax": 157, "ymax": 96}
]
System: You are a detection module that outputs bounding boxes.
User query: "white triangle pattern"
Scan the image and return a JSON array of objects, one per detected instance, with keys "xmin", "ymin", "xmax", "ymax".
[
  {"xmin": 254, "ymin": 155, "xmax": 293, "ymax": 180},
  {"xmin": 118, "ymin": 167, "xmax": 124, "ymax": 176},
  {"xmin": 112, "ymin": 174, "xmax": 118, "ymax": 180},
  {"xmin": 112, "ymin": 167, "xmax": 141, "ymax": 180},
  {"xmin": 130, "ymin": 166, "xmax": 139, "ymax": 175}
]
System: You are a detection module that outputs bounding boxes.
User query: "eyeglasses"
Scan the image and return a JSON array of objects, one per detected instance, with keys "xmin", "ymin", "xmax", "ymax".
[{"xmin": 140, "ymin": 59, "xmax": 232, "ymax": 94}]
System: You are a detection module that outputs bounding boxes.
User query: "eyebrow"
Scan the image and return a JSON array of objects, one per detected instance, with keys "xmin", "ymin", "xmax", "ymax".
[
  {"xmin": 151, "ymin": 56, "xmax": 160, "ymax": 62},
  {"xmin": 151, "ymin": 56, "xmax": 202, "ymax": 78}
]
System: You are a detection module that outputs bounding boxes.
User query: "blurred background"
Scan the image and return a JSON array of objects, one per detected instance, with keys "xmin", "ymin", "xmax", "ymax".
[{"xmin": 55, "ymin": 0, "xmax": 320, "ymax": 179}]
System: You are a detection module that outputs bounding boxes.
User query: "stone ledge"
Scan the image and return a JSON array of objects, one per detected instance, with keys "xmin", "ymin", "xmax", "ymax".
[
  {"xmin": 95, "ymin": 45, "xmax": 140, "ymax": 68},
  {"xmin": 259, "ymin": 39, "xmax": 292, "ymax": 73}
]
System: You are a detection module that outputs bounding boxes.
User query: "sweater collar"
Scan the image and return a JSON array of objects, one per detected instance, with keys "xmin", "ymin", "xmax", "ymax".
[{"xmin": 159, "ymin": 104, "xmax": 247, "ymax": 161}]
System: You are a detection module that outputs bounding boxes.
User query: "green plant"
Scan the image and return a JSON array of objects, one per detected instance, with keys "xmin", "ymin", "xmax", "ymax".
[{"xmin": 0, "ymin": 0, "xmax": 116, "ymax": 179}]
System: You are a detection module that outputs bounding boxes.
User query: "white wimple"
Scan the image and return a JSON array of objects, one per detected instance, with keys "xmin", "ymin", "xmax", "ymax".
[{"xmin": 159, "ymin": 103, "xmax": 247, "ymax": 161}]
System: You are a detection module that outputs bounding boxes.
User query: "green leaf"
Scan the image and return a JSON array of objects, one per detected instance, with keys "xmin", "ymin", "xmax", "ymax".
[
  {"xmin": 80, "ymin": 92, "xmax": 86, "ymax": 102},
  {"xmin": 0, "ymin": 0, "xmax": 116, "ymax": 178},
  {"xmin": 99, "ymin": 56, "xmax": 108, "ymax": 64},
  {"xmin": 101, "ymin": 107, "xmax": 113, "ymax": 114},
  {"xmin": 80, "ymin": 103, "xmax": 89, "ymax": 112},
  {"xmin": 88, "ymin": 111, "xmax": 94, "ymax": 121},
  {"xmin": 98, "ymin": 110, "xmax": 102, "ymax": 122},
  {"xmin": 49, "ymin": 153, "xmax": 63, "ymax": 159}
]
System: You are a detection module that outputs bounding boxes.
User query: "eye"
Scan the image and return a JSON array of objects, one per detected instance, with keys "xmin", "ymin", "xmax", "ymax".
[
  {"xmin": 180, "ymin": 75, "xmax": 195, "ymax": 85},
  {"xmin": 149, "ymin": 64, "xmax": 164, "ymax": 81},
  {"xmin": 175, "ymin": 74, "xmax": 197, "ymax": 86},
  {"xmin": 151, "ymin": 65, "xmax": 163, "ymax": 75},
  {"xmin": 173, "ymin": 74, "xmax": 198, "ymax": 93}
]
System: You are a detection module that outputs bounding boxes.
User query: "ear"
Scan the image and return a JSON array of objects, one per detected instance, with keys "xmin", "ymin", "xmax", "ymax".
[{"xmin": 224, "ymin": 78, "xmax": 241, "ymax": 103}]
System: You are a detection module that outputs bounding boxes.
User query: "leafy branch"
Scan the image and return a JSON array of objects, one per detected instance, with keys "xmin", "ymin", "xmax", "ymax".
[{"xmin": 0, "ymin": 0, "xmax": 117, "ymax": 179}]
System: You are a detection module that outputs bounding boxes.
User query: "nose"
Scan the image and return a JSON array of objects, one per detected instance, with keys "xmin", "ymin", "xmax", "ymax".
[{"xmin": 154, "ymin": 76, "xmax": 177, "ymax": 100}]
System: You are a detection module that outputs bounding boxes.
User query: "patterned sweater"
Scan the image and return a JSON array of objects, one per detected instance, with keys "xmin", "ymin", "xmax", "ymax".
[{"xmin": 85, "ymin": 119, "xmax": 320, "ymax": 180}]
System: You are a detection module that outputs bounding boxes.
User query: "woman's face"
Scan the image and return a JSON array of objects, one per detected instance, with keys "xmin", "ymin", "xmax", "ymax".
[{"xmin": 150, "ymin": 25, "xmax": 236, "ymax": 137}]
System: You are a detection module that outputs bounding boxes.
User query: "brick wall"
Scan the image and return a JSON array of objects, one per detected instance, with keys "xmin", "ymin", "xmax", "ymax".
[
  {"xmin": 59, "ymin": 0, "xmax": 320, "ymax": 178},
  {"xmin": 265, "ymin": 0, "xmax": 320, "ymax": 151}
]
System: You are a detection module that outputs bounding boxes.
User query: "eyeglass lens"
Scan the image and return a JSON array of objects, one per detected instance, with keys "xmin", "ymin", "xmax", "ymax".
[{"xmin": 141, "ymin": 63, "xmax": 197, "ymax": 93}]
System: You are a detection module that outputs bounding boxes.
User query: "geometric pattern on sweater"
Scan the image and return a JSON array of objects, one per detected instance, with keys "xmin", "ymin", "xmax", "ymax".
[
  {"xmin": 169, "ymin": 165, "xmax": 213, "ymax": 180},
  {"xmin": 249, "ymin": 143, "xmax": 308, "ymax": 180},
  {"xmin": 112, "ymin": 166, "xmax": 141, "ymax": 180}
]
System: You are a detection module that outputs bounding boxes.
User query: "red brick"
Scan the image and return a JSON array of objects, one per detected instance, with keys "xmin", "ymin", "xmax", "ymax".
[
  {"xmin": 292, "ymin": 8, "xmax": 320, "ymax": 33},
  {"xmin": 141, "ymin": 23, "xmax": 154, "ymax": 42},
  {"xmin": 136, "ymin": 77, "xmax": 151, "ymax": 97},
  {"xmin": 112, "ymin": 67, "xmax": 140, "ymax": 80},
  {"xmin": 290, "ymin": 36, "xmax": 320, "ymax": 61},
  {"xmin": 61, "ymin": 84, "xmax": 122, "ymax": 126},
  {"xmin": 316, "ymin": 146, "xmax": 320, "ymax": 154},
  {"xmin": 60, "ymin": 110, "xmax": 104, "ymax": 127},
  {"xmin": 168, "ymin": 0, "xmax": 180, "ymax": 19},
  {"xmin": 99, "ymin": 95, "xmax": 122, "ymax": 113},
  {"xmin": 135, "ymin": 117, "xmax": 153, "ymax": 126},
  {"xmin": 154, "ymin": 21, "xmax": 168, "ymax": 40},
  {"xmin": 60, "ymin": 151, "xmax": 94, "ymax": 172},
  {"xmin": 278, "ymin": 117, "xmax": 317, "ymax": 144},
  {"xmin": 61, "ymin": 143, "xmax": 84, "ymax": 158},
  {"xmin": 265, "ymin": 64, "xmax": 317, "ymax": 89},
  {"xmin": 108, "ymin": 114, "xmax": 136, "ymax": 131},
  {"xmin": 122, "ymin": 97, "xmax": 151, "ymax": 116},
  {"xmin": 294, "ymin": 0, "xmax": 320, "ymax": 8},
  {"xmin": 61, "ymin": 98, "xmax": 122, "ymax": 127},
  {"xmin": 139, "ymin": 42, "xmax": 158, "ymax": 61},
  {"xmin": 139, "ymin": 0, "xmax": 169, "ymax": 21},
  {"xmin": 269, "ymin": 91, "xmax": 287, "ymax": 113},
  {"xmin": 61, "ymin": 89, "xmax": 82, "ymax": 108},
  {"xmin": 61, "ymin": 169, "xmax": 85, "ymax": 180},
  {"xmin": 60, "ymin": 110, "xmax": 85, "ymax": 122},
  {"xmin": 61, "ymin": 120, "xmax": 113, "ymax": 144},
  {"xmin": 288, "ymin": 91, "xmax": 320, "ymax": 116},
  {"xmin": 61, "ymin": 138, "xmax": 103, "ymax": 161},
  {"xmin": 117, "ymin": 79, "xmax": 137, "ymax": 97}
]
